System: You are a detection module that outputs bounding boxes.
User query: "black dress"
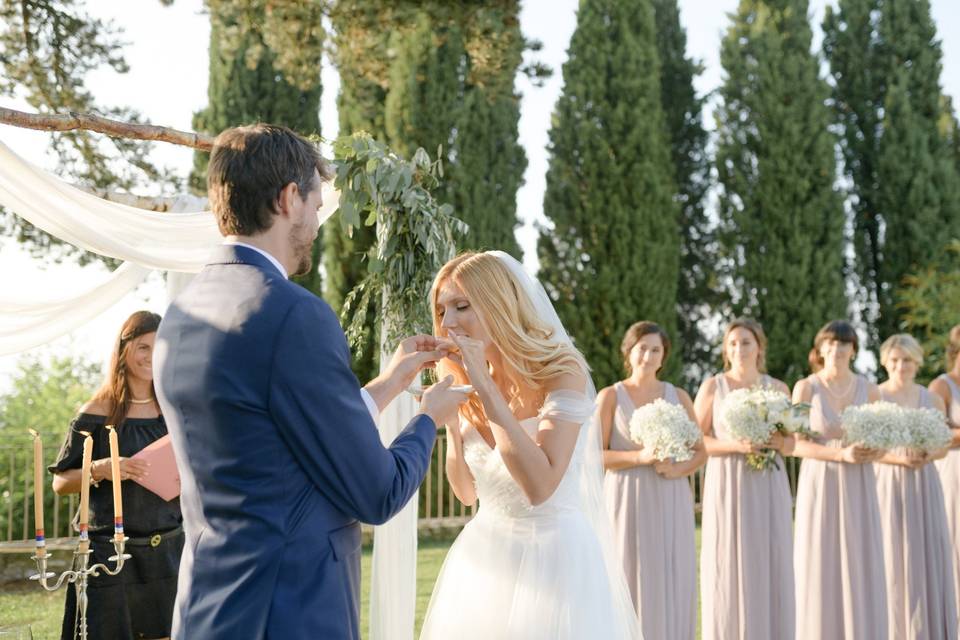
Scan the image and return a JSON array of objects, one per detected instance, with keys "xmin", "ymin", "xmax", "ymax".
[{"xmin": 50, "ymin": 413, "xmax": 183, "ymax": 640}]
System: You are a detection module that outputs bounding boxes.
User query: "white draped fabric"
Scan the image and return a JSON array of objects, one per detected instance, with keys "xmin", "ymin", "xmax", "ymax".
[
  {"xmin": 0, "ymin": 140, "xmax": 220, "ymax": 271},
  {"xmin": 0, "ymin": 137, "xmax": 337, "ymax": 346},
  {"xmin": 0, "ymin": 261, "xmax": 152, "ymax": 356},
  {"xmin": 1, "ymin": 137, "xmax": 415, "ymax": 636},
  {"xmin": 370, "ymin": 385, "xmax": 420, "ymax": 640},
  {"xmin": 0, "ymin": 140, "xmax": 339, "ymax": 271}
]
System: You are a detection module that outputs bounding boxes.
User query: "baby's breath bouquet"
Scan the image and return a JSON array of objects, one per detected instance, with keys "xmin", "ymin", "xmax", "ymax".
[
  {"xmin": 841, "ymin": 402, "xmax": 910, "ymax": 450},
  {"xmin": 902, "ymin": 407, "xmax": 953, "ymax": 453},
  {"xmin": 721, "ymin": 387, "xmax": 813, "ymax": 471},
  {"xmin": 628, "ymin": 399, "xmax": 700, "ymax": 463}
]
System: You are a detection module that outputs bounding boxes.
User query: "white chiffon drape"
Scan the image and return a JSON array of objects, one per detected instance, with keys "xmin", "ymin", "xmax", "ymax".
[{"xmin": 0, "ymin": 138, "xmax": 336, "ymax": 353}]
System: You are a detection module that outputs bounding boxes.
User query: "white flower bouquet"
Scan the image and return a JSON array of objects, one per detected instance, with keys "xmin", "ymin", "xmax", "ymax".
[
  {"xmin": 628, "ymin": 398, "xmax": 700, "ymax": 462},
  {"xmin": 840, "ymin": 401, "xmax": 910, "ymax": 450},
  {"xmin": 721, "ymin": 386, "xmax": 813, "ymax": 470},
  {"xmin": 902, "ymin": 406, "xmax": 953, "ymax": 453}
]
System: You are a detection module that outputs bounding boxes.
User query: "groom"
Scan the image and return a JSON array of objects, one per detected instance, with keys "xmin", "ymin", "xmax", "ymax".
[{"xmin": 154, "ymin": 124, "xmax": 468, "ymax": 639}]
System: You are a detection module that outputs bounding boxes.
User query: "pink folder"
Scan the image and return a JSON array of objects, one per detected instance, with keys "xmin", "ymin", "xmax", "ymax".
[{"xmin": 132, "ymin": 434, "xmax": 181, "ymax": 501}]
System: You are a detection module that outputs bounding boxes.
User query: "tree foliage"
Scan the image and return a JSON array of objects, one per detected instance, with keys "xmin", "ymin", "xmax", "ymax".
[
  {"xmin": 538, "ymin": 0, "xmax": 681, "ymax": 388},
  {"xmin": 0, "ymin": 0, "xmax": 176, "ymax": 264},
  {"xmin": 898, "ymin": 240, "xmax": 960, "ymax": 381},
  {"xmin": 0, "ymin": 352, "xmax": 101, "ymax": 541},
  {"xmin": 652, "ymin": 0, "xmax": 716, "ymax": 387},
  {"xmin": 327, "ymin": 1, "xmax": 536, "ymax": 379},
  {"xmin": 332, "ymin": 132, "xmax": 465, "ymax": 359},
  {"xmin": 824, "ymin": 0, "xmax": 960, "ymax": 353},
  {"xmin": 716, "ymin": 0, "xmax": 847, "ymax": 384}
]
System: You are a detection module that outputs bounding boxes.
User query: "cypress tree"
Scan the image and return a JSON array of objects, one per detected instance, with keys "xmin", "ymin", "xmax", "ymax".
[
  {"xmin": 875, "ymin": 0, "xmax": 960, "ymax": 342},
  {"xmin": 448, "ymin": 88, "xmax": 525, "ymax": 258},
  {"xmin": 875, "ymin": 67, "xmax": 960, "ymax": 344},
  {"xmin": 328, "ymin": 2, "xmax": 531, "ymax": 377},
  {"xmin": 383, "ymin": 11, "xmax": 462, "ymax": 162},
  {"xmin": 447, "ymin": 2, "xmax": 526, "ymax": 258},
  {"xmin": 192, "ymin": 0, "xmax": 325, "ymax": 294},
  {"xmin": 329, "ymin": 2, "xmax": 530, "ymax": 380},
  {"xmin": 382, "ymin": 3, "xmax": 526, "ymax": 259},
  {"xmin": 326, "ymin": 0, "xmax": 389, "ymax": 382},
  {"xmin": 824, "ymin": 0, "xmax": 960, "ymax": 350},
  {"xmin": 652, "ymin": 0, "xmax": 715, "ymax": 386},
  {"xmin": 191, "ymin": 1, "xmax": 323, "ymax": 189},
  {"xmin": 822, "ymin": 0, "xmax": 884, "ymax": 335},
  {"xmin": 538, "ymin": 0, "xmax": 681, "ymax": 388},
  {"xmin": 716, "ymin": 0, "xmax": 847, "ymax": 384}
]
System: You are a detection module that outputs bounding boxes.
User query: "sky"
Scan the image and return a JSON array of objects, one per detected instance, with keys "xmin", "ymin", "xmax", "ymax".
[{"xmin": 1, "ymin": 0, "xmax": 958, "ymax": 390}]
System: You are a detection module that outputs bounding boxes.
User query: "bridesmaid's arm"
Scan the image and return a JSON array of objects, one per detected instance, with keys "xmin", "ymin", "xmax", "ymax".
[
  {"xmin": 598, "ymin": 386, "xmax": 652, "ymax": 471},
  {"xmin": 789, "ymin": 379, "xmax": 878, "ymax": 463},
  {"xmin": 654, "ymin": 439, "xmax": 706, "ymax": 479},
  {"xmin": 877, "ymin": 450, "xmax": 928, "ymax": 469},
  {"xmin": 653, "ymin": 389, "xmax": 707, "ymax": 478},
  {"xmin": 928, "ymin": 378, "xmax": 960, "ymax": 447},
  {"xmin": 924, "ymin": 393, "xmax": 954, "ymax": 460},
  {"xmin": 789, "ymin": 378, "xmax": 837, "ymax": 462},
  {"xmin": 443, "ymin": 420, "xmax": 477, "ymax": 505},
  {"xmin": 693, "ymin": 377, "xmax": 753, "ymax": 456},
  {"xmin": 768, "ymin": 378, "xmax": 796, "ymax": 455}
]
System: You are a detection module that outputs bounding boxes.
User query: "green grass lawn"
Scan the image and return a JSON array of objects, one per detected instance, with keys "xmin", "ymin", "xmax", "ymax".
[
  {"xmin": 0, "ymin": 540, "xmax": 452, "ymax": 640},
  {"xmin": 1, "ymin": 530, "xmax": 702, "ymax": 639}
]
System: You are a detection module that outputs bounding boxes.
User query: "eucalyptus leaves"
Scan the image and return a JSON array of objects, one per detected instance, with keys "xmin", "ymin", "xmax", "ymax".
[{"xmin": 332, "ymin": 132, "xmax": 467, "ymax": 358}]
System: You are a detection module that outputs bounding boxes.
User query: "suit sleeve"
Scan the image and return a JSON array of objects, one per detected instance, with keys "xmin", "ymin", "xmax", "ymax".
[{"xmin": 268, "ymin": 296, "xmax": 436, "ymax": 525}]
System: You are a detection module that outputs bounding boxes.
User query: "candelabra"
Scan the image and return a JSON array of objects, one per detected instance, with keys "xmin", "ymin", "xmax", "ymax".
[{"xmin": 29, "ymin": 535, "xmax": 130, "ymax": 640}]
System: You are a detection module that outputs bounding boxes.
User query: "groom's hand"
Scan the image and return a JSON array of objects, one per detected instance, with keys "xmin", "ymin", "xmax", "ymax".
[
  {"xmin": 419, "ymin": 376, "xmax": 471, "ymax": 427},
  {"xmin": 364, "ymin": 335, "xmax": 450, "ymax": 411}
]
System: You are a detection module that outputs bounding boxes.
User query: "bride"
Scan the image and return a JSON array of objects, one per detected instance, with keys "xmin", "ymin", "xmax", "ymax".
[{"xmin": 419, "ymin": 251, "xmax": 639, "ymax": 640}]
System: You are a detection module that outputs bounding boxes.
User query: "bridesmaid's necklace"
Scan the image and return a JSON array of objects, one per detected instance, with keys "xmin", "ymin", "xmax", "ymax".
[
  {"xmin": 129, "ymin": 397, "xmax": 153, "ymax": 404},
  {"xmin": 819, "ymin": 373, "xmax": 855, "ymax": 399}
]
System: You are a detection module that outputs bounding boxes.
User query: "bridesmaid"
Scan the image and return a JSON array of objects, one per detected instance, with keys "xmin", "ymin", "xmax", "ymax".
[
  {"xmin": 929, "ymin": 324, "xmax": 960, "ymax": 622},
  {"xmin": 792, "ymin": 320, "xmax": 887, "ymax": 639},
  {"xmin": 598, "ymin": 321, "xmax": 705, "ymax": 640},
  {"xmin": 874, "ymin": 334, "xmax": 957, "ymax": 639},
  {"xmin": 694, "ymin": 318, "xmax": 795, "ymax": 640}
]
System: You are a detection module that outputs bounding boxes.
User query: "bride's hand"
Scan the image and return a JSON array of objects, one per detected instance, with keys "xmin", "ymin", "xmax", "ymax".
[
  {"xmin": 435, "ymin": 336, "xmax": 463, "ymax": 368},
  {"xmin": 447, "ymin": 333, "xmax": 489, "ymax": 384}
]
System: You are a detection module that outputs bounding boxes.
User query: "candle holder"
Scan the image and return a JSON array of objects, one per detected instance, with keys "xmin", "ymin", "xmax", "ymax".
[{"xmin": 29, "ymin": 535, "xmax": 130, "ymax": 640}]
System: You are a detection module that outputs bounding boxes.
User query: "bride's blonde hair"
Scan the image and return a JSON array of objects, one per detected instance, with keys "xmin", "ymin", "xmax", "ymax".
[{"xmin": 430, "ymin": 252, "xmax": 589, "ymax": 427}]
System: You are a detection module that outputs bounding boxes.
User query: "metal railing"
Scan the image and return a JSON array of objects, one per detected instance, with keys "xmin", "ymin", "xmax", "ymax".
[{"xmin": 0, "ymin": 444, "xmax": 77, "ymax": 548}]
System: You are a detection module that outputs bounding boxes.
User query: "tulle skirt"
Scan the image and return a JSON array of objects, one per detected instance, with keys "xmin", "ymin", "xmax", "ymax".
[{"xmin": 419, "ymin": 508, "xmax": 636, "ymax": 639}]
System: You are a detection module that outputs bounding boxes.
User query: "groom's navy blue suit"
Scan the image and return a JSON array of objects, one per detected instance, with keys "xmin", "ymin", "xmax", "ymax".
[{"xmin": 154, "ymin": 245, "xmax": 436, "ymax": 640}]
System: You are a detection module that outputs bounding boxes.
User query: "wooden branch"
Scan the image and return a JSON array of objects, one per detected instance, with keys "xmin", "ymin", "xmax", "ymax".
[
  {"xmin": 0, "ymin": 106, "xmax": 214, "ymax": 151},
  {"xmin": 85, "ymin": 189, "xmax": 208, "ymax": 212}
]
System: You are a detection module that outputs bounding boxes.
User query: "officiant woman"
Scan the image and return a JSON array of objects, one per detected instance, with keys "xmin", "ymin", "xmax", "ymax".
[{"xmin": 50, "ymin": 310, "xmax": 182, "ymax": 640}]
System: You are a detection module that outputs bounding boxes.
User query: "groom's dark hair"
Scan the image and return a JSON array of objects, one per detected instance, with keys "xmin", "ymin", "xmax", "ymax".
[{"xmin": 207, "ymin": 123, "xmax": 333, "ymax": 236}]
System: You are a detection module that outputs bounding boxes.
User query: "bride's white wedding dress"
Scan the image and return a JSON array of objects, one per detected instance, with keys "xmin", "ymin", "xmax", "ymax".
[{"xmin": 419, "ymin": 390, "xmax": 638, "ymax": 639}]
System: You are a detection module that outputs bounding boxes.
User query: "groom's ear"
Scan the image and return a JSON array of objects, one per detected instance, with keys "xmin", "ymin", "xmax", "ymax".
[{"xmin": 275, "ymin": 181, "xmax": 303, "ymax": 219}]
